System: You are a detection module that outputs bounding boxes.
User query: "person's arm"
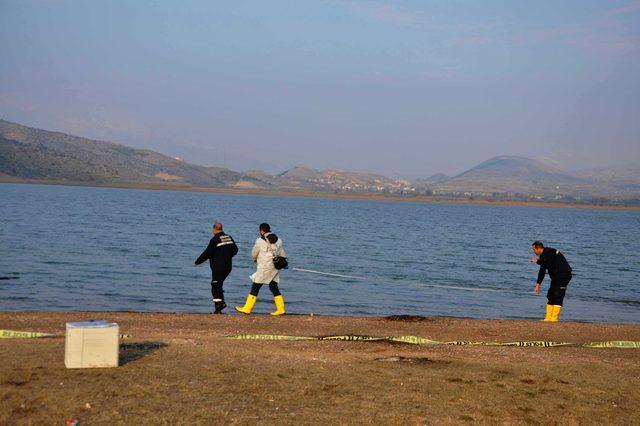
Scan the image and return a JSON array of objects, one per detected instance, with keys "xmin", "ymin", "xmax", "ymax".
[
  {"xmin": 533, "ymin": 265, "xmax": 546, "ymax": 294},
  {"xmin": 536, "ymin": 264, "xmax": 546, "ymax": 284},
  {"xmin": 230, "ymin": 237, "xmax": 239, "ymax": 257},
  {"xmin": 195, "ymin": 239, "xmax": 215, "ymax": 265},
  {"xmin": 529, "ymin": 255, "xmax": 545, "ymax": 294},
  {"xmin": 251, "ymin": 240, "xmax": 261, "ymax": 263}
]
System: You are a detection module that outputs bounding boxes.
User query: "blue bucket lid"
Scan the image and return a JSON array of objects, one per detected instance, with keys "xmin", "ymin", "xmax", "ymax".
[{"xmin": 66, "ymin": 320, "xmax": 116, "ymax": 328}]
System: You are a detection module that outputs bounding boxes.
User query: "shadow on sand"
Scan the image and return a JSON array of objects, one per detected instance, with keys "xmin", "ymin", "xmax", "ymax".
[{"xmin": 119, "ymin": 341, "xmax": 168, "ymax": 366}]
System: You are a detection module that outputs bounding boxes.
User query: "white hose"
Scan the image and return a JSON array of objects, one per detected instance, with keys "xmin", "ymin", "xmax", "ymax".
[
  {"xmin": 291, "ymin": 268, "xmax": 366, "ymax": 280},
  {"xmin": 291, "ymin": 267, "xmax": 508, "ymax": 293}
]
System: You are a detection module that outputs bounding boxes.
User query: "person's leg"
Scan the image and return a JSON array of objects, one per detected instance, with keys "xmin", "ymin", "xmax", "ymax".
[
  {"xmin": 269, "ymin": 281, "xmax": 285, "ymax": 316},
  {"xmin": 235, "ymin": 283, "xmax": 262, "ymax": 314},
  {"xmin": 211, "ymin": 270, "xmax": 230, "ymax": 313},
  {"xmin": 542, "ymin": 303, "xmax": 554, "ymax": 322},
  {"xmin": 268, "ymin": 282, "xmax": 281, "ymax": 296},
  {"xmin": 547, "ymin": 281, "xmax": 567, "ymax": 322},
  {"xmin": 251, "ymin": 283, "xmax": 263, "ymax": 296},
  {"xmin": 543, "ymin": 286, "xmax": 554, "ymax": 321},
  {"xmin": 554, "ymin": 277, "xmax": 570, "ymax": 321}
]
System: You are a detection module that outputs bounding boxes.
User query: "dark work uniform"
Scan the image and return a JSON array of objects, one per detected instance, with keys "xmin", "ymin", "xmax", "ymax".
[
  {"xmin": 195, "ymin": 232, "xmax": 238, "ymax": 310},
  {"xmin": 536, "ymin": 247, "xmax": 572, "ymax": 306}
]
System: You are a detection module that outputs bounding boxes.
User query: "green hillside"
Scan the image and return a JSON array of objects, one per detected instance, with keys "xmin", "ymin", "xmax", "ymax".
[{"xmin": 0, "ymin": 119, "xmax": 265, "ymax": 188}]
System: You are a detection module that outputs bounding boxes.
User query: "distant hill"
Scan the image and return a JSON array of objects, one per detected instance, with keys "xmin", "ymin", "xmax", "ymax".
[
  {"xmin": 431, "ymin": 156, "xmax": 590, "ymax": 195},
  {"xmin": 0, "ymin": 119, "xmax": 267, "ymax": 188},
  {"xmin": 276, "ymin": 167, "xmax": 410, "ymax": 192},
  {"xmin": 415, "ymin": 173, "xmax": 450, "ymax": 184},
  {"xmin": 425, "ymin": 156, "xmax": 639, "ymax": 201},
  {"xmin": 0, "ymin": 119, "xmax": 413, "ymax": 194},
  {"xmin": 574, "ymin": 164, "xmax": 640, "ymax": 188},
  {"xmin": 1, "ymin": 119, "xmax": 638, "ymax": 204}
]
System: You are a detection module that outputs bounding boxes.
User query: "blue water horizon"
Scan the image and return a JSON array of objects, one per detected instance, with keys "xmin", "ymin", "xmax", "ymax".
[{"xmin": 1, "ymin": 183, "xmax": 639, "ymax": 323}]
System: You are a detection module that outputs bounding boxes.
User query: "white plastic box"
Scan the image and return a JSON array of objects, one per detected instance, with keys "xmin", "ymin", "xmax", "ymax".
[{"xmin": 65, "ymin": 321, "xmax": 119, "ymax": 368}]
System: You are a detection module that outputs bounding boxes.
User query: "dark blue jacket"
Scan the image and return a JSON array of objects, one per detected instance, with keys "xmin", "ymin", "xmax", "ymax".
[
  {"xmin": 536, "ymin": 247, "xmax": 572, "ymax": 284},
  {"xmin": 195, "ymin": 232, "xmax": 238, "ymax": 272}
]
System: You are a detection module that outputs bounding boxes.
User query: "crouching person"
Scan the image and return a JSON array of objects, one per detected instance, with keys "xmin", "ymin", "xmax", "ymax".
[
  {"xmin": 236, "ymin": 223, "xmax": 287, "ymax": 316},
  {"xmin": 530, "ymin": 240, "xmax": 572, "ymax": 322}
]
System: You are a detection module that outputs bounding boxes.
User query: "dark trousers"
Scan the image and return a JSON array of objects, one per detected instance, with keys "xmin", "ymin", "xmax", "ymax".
[
  {"xmin": 211, "ymin": 269, "xmax": 231, "ymax": 302},
  {"xmin": 547, "ymin": 275, "xmax": 571, "ymax": 306},
  {"xmin": 249, "ymin": 281, "xmax": 281, "ymax": 297}
]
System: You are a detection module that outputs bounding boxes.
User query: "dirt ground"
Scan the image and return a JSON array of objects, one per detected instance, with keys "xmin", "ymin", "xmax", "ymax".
[{"xmin": 1, "ymin": 312, "xmax": 639, "ymax": 425}]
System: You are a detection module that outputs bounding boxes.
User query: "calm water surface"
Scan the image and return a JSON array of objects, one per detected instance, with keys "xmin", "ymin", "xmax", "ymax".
[{"xmin": 1, "ymin": 183, "xmax": 639, "ymax": 323}]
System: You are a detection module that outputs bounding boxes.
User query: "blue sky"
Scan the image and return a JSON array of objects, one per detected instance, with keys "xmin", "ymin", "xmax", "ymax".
[{"xmin": 1, "ymin": 0, "xmax": 639, "ymax": 177}]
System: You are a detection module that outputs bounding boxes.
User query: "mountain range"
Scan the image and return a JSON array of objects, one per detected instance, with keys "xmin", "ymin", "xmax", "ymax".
[{"xmin": 1, "ymin": 119, "xmax": 638, "ymax": 204}]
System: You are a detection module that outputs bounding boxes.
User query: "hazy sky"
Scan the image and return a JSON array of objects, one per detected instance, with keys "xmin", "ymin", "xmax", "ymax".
[{"xmin": 1, "ymin": 0, "xmax": 639, "ymax": 177}]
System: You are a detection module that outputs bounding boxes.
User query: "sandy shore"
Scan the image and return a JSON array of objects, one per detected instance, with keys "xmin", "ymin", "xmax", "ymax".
[
  {"xmin": 1, "ymin": 312, "xmax": 639, "ymax": 424},
  {"xmin": 2, "ymin": 178, "xmax": 639, "ymax": 211}
]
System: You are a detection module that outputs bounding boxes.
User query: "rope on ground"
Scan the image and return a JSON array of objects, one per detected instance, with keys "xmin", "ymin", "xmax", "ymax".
[
  {"xmin": 4, "ymin": 328, "xmax": 637, "ymax": 348},
  {"xmin": 0, "ymin": 329, "xmax": 56, "ymax": 339},
  {"xmin": 0, "ymin": 330, "xmax": 131, "ymax": 339},
  {"xmin": 225, "ymin": 334, "xmax": 640, "ymax": 349}
]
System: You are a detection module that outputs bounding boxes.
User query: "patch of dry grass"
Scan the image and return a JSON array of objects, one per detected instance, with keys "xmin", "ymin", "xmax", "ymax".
[{"xmin": 1, "ymin": 312, "xmax": 639, "ymax": 424}]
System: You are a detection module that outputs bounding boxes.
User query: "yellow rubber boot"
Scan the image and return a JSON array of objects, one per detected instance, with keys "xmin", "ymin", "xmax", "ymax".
[
  {"xmin": 549, "ymin": 305, "xmax": 562, "ymax": 322},
  {"xmin": 235, "ymin": 294, "xmax": 257, "ymax": 315},
  {"xmin": 270, "ymin": 295, "xmax": 285, "ymax": 316},
  {"xmin": 542, "ymin": 304, "xmax": 553, "ymax": 322}
]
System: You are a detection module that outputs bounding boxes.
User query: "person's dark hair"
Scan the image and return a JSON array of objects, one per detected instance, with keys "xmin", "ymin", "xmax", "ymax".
[
  {"xmin": 532, "ymin": 241, "xmax": 544, "ymax": 249},
  {"xmin": 259, "ymin": 223, "xmax": 271, "ymax": 233}
]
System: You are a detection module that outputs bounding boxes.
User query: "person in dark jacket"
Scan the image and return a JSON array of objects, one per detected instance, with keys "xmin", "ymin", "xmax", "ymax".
[
  {"xmin": 195, "ymin": 222, "xmax": 238, "ymax": 314},
  {"xmin": 530, "ymin": 241, "xmax": 572, "ymax": 322}
]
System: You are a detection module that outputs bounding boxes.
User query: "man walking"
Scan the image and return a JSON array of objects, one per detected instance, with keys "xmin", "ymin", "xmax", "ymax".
[
  {"xmin": 195, "ymin": 222, "xmax": 238, "ymax": 314},
  {"xmin": 530, "ymin": 241, "xmax": 572, "ymax": 322},
  {"xmin": 235, "ymin": 223, "xmax": 287, "ymax": 316}
]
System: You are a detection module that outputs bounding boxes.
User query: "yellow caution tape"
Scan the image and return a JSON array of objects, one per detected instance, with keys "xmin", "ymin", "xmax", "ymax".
[
  {"xmin": 225, "ymin": 334, "xmax": 640, "ymax": 349},
  {"xmin": 5, "ymin": 328, "xmax": 637, "ymax": 348},
  {"xmin": 581, "ymin": 340, "xmax": 640, "ymax": 349},
  {"xmin": 0, "ymin": 329, "xmax": 56, "ymax": 339},
  {"xmin": 321, "ymin": 335, "xmax": 387, "ymax": 342},
  {"xmin": 226, "ymin": 334, "xmax": 316, "ymax": 341},
  {"xmin": 0, "ymin": 330, "xmax": 132, "ymax": 340}
]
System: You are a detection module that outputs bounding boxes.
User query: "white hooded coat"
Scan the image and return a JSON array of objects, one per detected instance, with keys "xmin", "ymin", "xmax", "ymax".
[{"xmin": 250, "ymin": 233, "xmax": 286, "ymax": 284}]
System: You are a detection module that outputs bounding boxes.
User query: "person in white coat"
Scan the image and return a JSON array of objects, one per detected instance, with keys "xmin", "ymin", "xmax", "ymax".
[{"xmin": 235, "ymin": 223, "xmax": 287, "ymax": 315}]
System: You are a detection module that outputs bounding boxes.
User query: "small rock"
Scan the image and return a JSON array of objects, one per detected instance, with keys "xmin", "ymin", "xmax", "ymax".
[
  {"xmin": 85, "ymin": 403, "xmax": 91, "ymax": 409},
  {"xmin": 65, "ymin": 416, "xmax": 80, "ymax": 426}
]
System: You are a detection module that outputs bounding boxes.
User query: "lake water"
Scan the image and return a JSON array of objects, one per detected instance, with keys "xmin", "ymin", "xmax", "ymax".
[{"xmin": 1, "ymin": 183, "xmax": 639, "ymax": 323}]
